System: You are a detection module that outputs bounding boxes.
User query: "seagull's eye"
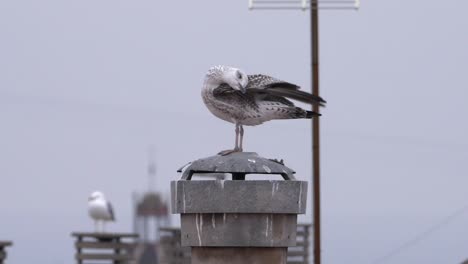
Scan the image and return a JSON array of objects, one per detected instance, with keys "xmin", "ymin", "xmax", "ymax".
[{"xmin": 236, "ymin": 71, "xmax": 242, "ymax": 79}]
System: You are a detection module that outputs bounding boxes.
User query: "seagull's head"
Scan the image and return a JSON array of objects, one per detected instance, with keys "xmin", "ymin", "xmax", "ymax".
[
  {"xmin": 206, "ymin": 65, "xmax": 249, "ymax": 93},
  {"xmin": 88, "ymin": 191, "xmax": 105, "ymax": 201},
  {"xmin": 224, "ymin": 67, "xmax": 248, "ymax": 93}
]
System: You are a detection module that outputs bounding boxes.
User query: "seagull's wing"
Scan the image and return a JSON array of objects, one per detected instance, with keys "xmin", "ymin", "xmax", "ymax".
[
  {"xmin": 246, "ymin": 74, "xmax": 326, "ymax": 106},
  {"xmin": 212, "ymin": 83, "xmax": 259, "ymax": 110},
  {"xmin": 246, "ymin": 74, "xmax": 293, "ymax": 89},
  {"xmin": 214, "ymin": 83, "xmax": 301, "ymax": 113},
  {"xmin": 106, "ymin": 201, "xmax": 115, "ymax": 221},
  {"xmin": 212, "ymin": 83, "xmax": 236, "ymax": 96},
  {"xmin": 254, "ymin": 93, "xmax": 295, "ymax": 107}
]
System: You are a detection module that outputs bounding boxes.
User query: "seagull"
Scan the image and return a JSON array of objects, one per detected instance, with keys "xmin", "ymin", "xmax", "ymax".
[
  {"xmin": 88, "ymin": 191, "xmax": 115, "ymax": 233},
  {"xmin": 202, "ymin": 65, "xmax": 326, "ymax": 155}
]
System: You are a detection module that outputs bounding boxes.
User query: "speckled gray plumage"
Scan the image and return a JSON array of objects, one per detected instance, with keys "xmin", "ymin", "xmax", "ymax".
[
  {"xmin": 201, "ymin": 65, "xmax": 325, "ymax": 153},
  {"xmin": 246, "ymin": 74, "xmax": 326, "ymax": 106},
  {"xmin": 202, "ymin": 67, "xmax": 324, "ymax": 126}
]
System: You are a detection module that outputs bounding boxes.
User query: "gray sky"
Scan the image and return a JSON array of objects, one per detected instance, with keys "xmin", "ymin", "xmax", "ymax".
[{"xmin": 1, "ymin": 0, "xmax": 468, "ymax": 263}]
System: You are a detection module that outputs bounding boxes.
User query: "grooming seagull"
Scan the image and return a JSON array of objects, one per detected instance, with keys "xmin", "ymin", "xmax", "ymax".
[
  {"xmin": 202, "ymin": 65, "xmax": 326, "ymax": 155},
  {"xmin": 88, "ymin": 191, "xmax": 115, "ymax": 233}
]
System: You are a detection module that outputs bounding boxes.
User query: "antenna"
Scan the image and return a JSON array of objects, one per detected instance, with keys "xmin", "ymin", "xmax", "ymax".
[
  {"xmin": 147, "ymin": 145, "xmax": 157, "ymax": 191},
  {"xmin": 249, "ymin": 1, "xmax": 359, "ymax": 264}
]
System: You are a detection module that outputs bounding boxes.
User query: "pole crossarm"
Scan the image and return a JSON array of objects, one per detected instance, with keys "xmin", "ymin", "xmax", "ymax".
[{"xmin": 249, "ymin": 0, "xmax": 360, "ymax": 10}]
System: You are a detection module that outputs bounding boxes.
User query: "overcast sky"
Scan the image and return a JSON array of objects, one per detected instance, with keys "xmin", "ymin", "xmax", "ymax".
[{"xmin": 1, "ymin": 0, "xmax": 468, "ymax": 263}]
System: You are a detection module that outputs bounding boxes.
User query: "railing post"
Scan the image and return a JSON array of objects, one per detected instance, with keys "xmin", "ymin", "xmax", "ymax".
[
  {"xmin": 71, "ymin": 232, "xmax": 138, "ymax": 264},
  {"xmin": 0, "ymin": 241, "xmax": 13, "ymax": 264}
]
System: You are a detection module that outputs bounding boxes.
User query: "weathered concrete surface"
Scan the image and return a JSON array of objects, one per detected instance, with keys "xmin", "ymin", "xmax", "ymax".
[
  {"xmin": 171, "ymin": 180, "xmax": 307, "ymax": 214},
  {"xmin": 191, "ymin": 247, "xmax": 287, "ymax": 264},
  {"xmin": 172, "ymin": 153, "xmax": 308, "ymax": 264},
  {"xmin": 178, "ymin": 152, "xmax": 296, "ymax": 180},
  {"xmin": 181, "ymin": 213, "xmax": 296, "ymax": 247}
]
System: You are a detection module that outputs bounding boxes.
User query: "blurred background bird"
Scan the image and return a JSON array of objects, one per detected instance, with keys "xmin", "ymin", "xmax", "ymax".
[{"xmin": 88, "ymin": 191, "xmax": 115, "ymax": 233}]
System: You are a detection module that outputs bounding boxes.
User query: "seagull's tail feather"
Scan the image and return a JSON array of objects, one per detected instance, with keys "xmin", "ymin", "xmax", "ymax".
[
  {"xmin": 305, "ymin": 110, "xmax": 321, "ymax": 118},
  {"xmin": 266, "ymin": 87, "xmax": 327, "ymax": 107},
  {"xmin": 291, "ymin": 107, "xmax": 321, "ymax": 119}
]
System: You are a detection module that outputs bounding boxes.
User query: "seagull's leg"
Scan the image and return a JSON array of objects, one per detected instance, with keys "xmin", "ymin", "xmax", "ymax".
[
  {"xmin": 218, "ymin": 124, "xmax": 241, "ymax": 155},
  {"xmin": 94, "ymin": 220, "xmax": 98, "ymax": 233},
  {"xmin": 103, "ymin": 221, "xmax": 106, "ymax": 233},
  {"xmin": 239, "ymin": 125, "xmax": 244, "ymax": 152},
  {"xmin": 235, "ymin": 124, "xmax": 239, "ymax": 150}
]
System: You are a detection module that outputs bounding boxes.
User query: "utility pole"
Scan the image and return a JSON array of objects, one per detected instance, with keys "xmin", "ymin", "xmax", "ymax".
[
  {"xmin": 249, "ymin": 1, "xmax": 360, "ymax": 263},
  {"xmin": 310, "ymin": 1, "xmax": 321, "ymax": 263}
]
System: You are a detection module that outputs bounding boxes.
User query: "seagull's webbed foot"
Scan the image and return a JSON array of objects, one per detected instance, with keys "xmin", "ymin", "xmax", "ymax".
[{"xmin": 217, "ymin": 147, "xmax": 242, "ymax": 156}]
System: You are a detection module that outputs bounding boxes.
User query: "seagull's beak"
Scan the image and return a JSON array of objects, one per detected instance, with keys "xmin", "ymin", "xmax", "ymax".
[
  {"xmin": 238, "ymin": 83, "xmax": 246, "ymax": 94},
  {"xmin": 88, "ymin": 197, "xmax": 93, "ymax": 201}
]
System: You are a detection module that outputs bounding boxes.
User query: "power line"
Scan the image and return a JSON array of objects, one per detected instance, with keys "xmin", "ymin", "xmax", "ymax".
[
  {"xmin": 372, "ymin": 203, "xmax": 468, "ymax": 264},
  {"xmin": 0, "ymin": 91, "xmax": 203, "ymax": 119},
  {"xmin": 4, "ymin": 92, "xmax": 468, "ymax": 152},
  {"xmin": 328, "ymin": 131, "xmax": 468, "ymax": 152}
]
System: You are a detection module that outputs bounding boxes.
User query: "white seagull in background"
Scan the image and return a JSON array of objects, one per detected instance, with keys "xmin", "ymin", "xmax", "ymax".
[
  {"xmin": 202, "ymin": 65, "xmax": 326, "ymax": 155},
  {"xmin": 88, "ymin": 191, "xmax": 115, "ymax": 233}
]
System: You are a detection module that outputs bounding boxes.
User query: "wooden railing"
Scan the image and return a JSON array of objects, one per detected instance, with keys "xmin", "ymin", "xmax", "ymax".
[
  {"xmin": 0, "ymin": 241, "xmax": 12, "ymax": 264},
  {"xmin": 287, "ymin": 224, "xmax": 311, "ymax": 264},
  {"xmin": 71, "ymin": 232, "xmax": 138, "ymax": 264},
  {"xmin": 159, "ymin": 227, "xmax": 191, "ymax": 264}
]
